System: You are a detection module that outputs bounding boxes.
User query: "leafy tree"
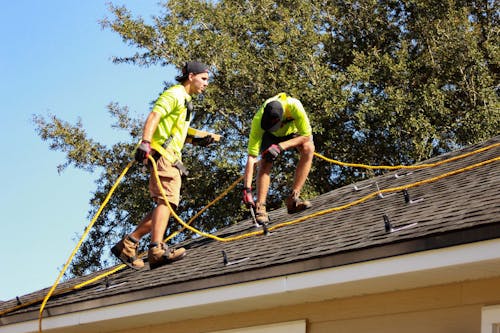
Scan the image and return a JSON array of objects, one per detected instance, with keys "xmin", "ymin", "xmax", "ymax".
[{"xmin": 34, "ymin": 0, "xmax": 499, "ymax": 276}]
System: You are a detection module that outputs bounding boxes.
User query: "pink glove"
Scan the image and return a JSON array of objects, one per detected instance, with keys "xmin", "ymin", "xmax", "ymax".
[
  {"xmin": 261, "ymin": 144, "xmax": 282, "ymax": 162},
  {"xmin": 242, "ymin": 187, "xmax": 255, "ymax": 208},
  {"xmin": 134, "ymin": 140, "xmax": 151, "ymax": 163}
]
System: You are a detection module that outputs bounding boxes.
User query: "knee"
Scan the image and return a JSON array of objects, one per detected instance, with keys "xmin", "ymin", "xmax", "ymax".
[
  {"xmin": 300, "ymin": 141, "xmax": 315, "ymax": 159},
  {"xmin": 258, "ymin": 159, "xmax": 273, "ymax": 174}
]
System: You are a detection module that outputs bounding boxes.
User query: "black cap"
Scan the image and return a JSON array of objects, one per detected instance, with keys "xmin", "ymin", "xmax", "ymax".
[
  {"xmin": 175, "ymin": 61, "xmax": 209, "ymax": 82},
  {"xmin": 261, "ymin": 101, "xmax": 283, "ymax": 132}
]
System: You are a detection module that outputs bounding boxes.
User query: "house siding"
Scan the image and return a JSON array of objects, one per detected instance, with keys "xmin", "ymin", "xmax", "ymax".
[{"xmin": 112, "ymin": 276, "xmax": 500, "ymax": 333}]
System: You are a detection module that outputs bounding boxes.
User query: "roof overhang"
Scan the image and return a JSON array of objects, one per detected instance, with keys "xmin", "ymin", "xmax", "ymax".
[{"xmin": 3, "ymin": 236, "xmax": 500, "ymax": 333}]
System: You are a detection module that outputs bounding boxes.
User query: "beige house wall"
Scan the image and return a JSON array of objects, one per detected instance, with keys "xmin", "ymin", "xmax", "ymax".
[{"xmin": 115, "ymin": 276, "xmax": 500, "ymax": 333}]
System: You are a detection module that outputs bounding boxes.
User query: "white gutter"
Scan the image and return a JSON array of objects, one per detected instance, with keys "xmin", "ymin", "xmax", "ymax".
[{"xmin": 4, "ymin": 238, "xmax": 500, "ymax": 333}]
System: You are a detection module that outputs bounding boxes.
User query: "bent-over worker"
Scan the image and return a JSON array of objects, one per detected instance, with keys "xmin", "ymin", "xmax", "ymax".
[{"xmin": 242, "ymin": 93, "xmax": 315, "ymax": 224}]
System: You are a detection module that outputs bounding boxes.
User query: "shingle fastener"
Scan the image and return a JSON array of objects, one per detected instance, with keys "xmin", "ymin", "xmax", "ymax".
[
  {"xmin": 222, "ymin": 250, "xmax": 250, "ymax": 266},
  {"xmin": 402, "ymin": 189, "xmax": 424, "ymax": 204},
  {"xmin": 394, "ymin": 171, "xmax": 413, "ymax": 179},
  {"xmin": 383, "ymin": 214, "xmax": 418, "ymax": 233},
  {"xmin": 353, "ymin": 183, "xmax": 373, "ymax": 191}
]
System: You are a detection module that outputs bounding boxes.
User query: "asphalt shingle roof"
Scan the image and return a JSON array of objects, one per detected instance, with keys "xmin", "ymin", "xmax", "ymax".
[{"xmin": 1, "ymin": 135, "xmax": 499, "ymax": 321}]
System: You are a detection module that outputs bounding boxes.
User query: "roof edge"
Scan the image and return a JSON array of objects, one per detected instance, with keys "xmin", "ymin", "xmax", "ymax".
[{"xmin": 2, "ymin": 224, "xmax": 500, "ymax": 332}]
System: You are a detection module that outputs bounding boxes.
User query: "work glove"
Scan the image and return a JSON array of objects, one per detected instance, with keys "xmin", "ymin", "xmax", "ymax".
[
  {"xmin": 191, "ymin": 135, "xmax": 215, "ymax": 147},
  {"xmin": 242, "ymin": 187, "xmax": 255, "ymax": 208},
  {"xmin": 134, "ymin": 140, "xmax": 151, "ymax": 163},
  {"xmin": 261, "ymin": 144, "xmax": 282, "ymax": 162}
]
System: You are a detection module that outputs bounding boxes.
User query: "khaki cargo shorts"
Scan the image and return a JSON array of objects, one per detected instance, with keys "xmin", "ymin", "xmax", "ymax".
[{"xmin": 148, "ymin": 155, "xmax": 182, "ymax": 207}]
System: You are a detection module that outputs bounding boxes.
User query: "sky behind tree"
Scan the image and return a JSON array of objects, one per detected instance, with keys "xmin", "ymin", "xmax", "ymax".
[{"xmin": 0, "ymin": 1, "xmax": 175, "ymax": 301}]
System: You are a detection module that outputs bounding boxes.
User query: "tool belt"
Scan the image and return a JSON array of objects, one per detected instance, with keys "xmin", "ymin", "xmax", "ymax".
[
  {"xmin": 151, "ymin": 151, "xmax": 189, "ymax": 177},
  {"xmin": 173, "ymin": 160, "xmax": 189, "ymax": 177}
]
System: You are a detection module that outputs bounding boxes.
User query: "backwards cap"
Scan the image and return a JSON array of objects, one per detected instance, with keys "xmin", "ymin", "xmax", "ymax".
[
  {"xmin": 175, "ymin": 61, "xmax": 209, "ymax": 82},
  {"xmin": 261, "ymin": 101, "xmax": 283, "ymax": 132}
]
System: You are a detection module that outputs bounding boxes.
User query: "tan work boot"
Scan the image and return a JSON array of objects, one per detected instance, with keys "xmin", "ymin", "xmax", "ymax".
[
  {"xmin": 286, "ymin": 190, "xmax": 312, "ymax": 214},
  {"xmin": 148, "ymin": 243, "xmax": 186, "ymax": 269},
  {"xmin": 111, "ymin": 235, "xmax": 145, "ymax": 270},
  {"xmin": 255, "ymin": 202, "xmax": 269, "ymax": 224}
]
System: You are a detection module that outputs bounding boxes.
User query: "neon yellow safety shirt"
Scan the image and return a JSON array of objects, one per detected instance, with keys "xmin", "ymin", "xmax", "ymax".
[
  {"xmin": 149, "ymin": 84, "xmax": 192, "ymax": 163},
  {"xmin": 247, "ymin": 93, "xmax": 312, "ymax": 157}
]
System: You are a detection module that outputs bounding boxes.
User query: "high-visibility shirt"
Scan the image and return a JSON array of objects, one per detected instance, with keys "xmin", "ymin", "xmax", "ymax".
[
  {"xmin": 149, "ymin": 85, "xmax": 192, "ymax": 163},
  {"xmin": 247, "ymin": 93, "xmax": 312, "ymax": 156}
]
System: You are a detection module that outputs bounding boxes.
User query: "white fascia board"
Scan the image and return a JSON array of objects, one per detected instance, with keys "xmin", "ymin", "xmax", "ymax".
[
  {"xmin": 285, "ymin": 237, "xmax": 500, "ymax": 291},
  {"xmin": 4, "ymin": 238, "xmax": 500, "ymax": 333}
]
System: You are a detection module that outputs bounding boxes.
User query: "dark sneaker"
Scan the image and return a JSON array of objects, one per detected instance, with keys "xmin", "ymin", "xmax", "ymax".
[
  {"xmin": 111, "ymin": 235, "xmax": 145, "ymax": 270},
  {"xmin": 255, "ymin": 202, "xmax": 269, "ymax": 224},
  {"xmin": 148, "ymin": 243, "xmax": 186, "ymax": 269},
  {"xmin": 286, "ymin": 191, "xmax": 312, "ymax": 214}
]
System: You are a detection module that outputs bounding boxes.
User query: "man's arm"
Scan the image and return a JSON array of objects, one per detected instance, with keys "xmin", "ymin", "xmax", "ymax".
[
  {"xmin": 141, "ymin": 112, "xmax": 162, "ymax": 142},
  {"xmin": 134, "ymin": 111, "xmax": 162, "ymax": 164},
  {"xmin": 243, "ymin": 155, "xmax": 258, "ymax": 189},
  {"xmin": 242, "ymin": 155, "xmax": 258, "ymax": 207},
  {"xmin": 278, "ymin": 135, "xmax": 311, "ymax": 151},
  {"xmin": 185, "ymin": 127, "xmax": 222, "ymax": 145}
]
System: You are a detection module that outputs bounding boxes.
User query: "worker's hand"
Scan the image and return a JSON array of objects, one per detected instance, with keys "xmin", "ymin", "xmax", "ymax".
[
  {"xmin": 191, "ymin": 135, "xmax": 215, "ymax": 147},
  {"xmin": 242, "ymin": 187, "xmax": 255, "ymax": 208},
  {"xmin": 134, "ymin": 140, "xmax": 151, "ymax": 163},
  {"xmin": 261, "ymin": 144, "xmax": 282, "ymax": 162}
]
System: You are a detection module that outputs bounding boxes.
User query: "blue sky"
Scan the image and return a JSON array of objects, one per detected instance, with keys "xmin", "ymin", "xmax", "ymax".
[{"xmin": 0, "ymin": 1, "xmax": 176, "ymax": 301}]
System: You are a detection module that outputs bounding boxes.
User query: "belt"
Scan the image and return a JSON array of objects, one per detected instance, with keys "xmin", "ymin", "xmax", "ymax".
[{"xmin": 150, "ymin": 151, "xmax": 189, "ymax": 177}]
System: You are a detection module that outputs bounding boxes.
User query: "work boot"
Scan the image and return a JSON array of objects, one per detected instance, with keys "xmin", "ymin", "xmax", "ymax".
[
  {"xmin": 286, "ymin": 190, "xmax": 312, "ymax": 214},
  {"xmin": 255, "ymin": 202, "xmax": 269, "ymax": 224},
  {"xmin": 111, "ymin": 235, "xmax": 145, "ymax": 270},
  {"xmin": 148, "ymin": 242, "xmax": 186, "ymax": 269}
]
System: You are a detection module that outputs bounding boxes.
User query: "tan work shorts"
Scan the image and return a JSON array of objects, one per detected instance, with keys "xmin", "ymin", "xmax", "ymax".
[{"xmin": 148, "ymin": 155, "xmax": 182, "ymax": 207}]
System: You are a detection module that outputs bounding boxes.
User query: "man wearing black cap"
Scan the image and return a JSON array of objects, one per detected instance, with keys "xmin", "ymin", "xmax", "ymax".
[
  {"xmin": 242, "ymin": 93, "xmax": 315, "ymax": 224},
  {"xmin": 111, "ymin": 61, "xmax": 217, "ymax": 270}
]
